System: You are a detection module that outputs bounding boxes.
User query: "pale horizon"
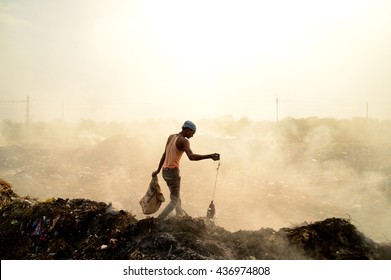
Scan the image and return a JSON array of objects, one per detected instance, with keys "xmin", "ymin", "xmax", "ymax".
[{"xmin": 1, "ymin": 0, "xmax": 391, "ymax": 122}]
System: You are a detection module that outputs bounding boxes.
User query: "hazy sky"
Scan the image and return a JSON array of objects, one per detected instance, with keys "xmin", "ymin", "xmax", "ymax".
[{"xmin": 1, "ymin": 0, "xmax": 390, "ymax": 122}]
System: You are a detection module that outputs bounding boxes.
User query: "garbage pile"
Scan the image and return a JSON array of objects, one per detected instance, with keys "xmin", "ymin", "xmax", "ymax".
[{"xmin": 1, "ymin": 179, "xmax": 390, "ymax": 260}]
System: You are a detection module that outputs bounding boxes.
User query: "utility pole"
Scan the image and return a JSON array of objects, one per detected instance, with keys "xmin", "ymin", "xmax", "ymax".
[
  {"xmin": 26, "ymin": 96, "xmax": 30, "ymax": 137},
  {"xmin": 0, "ymin": 95, "xmax": 30, "ymax": 132},
  {"xmin": 276, "ymin": 95, "xmax": 279, "ymax": 126},
  {"xmin": 366, "ymin": 102, "xmax": 368, "ymax": 119},
  {"xmin": 0, "ymin": 96, "xmax": 30, "ymax": 139}
]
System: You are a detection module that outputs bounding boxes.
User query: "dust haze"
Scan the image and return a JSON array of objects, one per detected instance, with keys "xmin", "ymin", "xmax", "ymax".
[{"xmin": 1, "ymin": 116, "xmax": 390, "ymax": 243}]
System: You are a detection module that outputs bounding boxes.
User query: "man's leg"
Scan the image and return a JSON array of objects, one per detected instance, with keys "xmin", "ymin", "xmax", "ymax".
[
  {"xmin": 173, "ymin": 175, "xmax": 183, "ymax": 216},
  {"xmin": 158, "ymin": 168, "xmax": 182, "ymax": 219}
]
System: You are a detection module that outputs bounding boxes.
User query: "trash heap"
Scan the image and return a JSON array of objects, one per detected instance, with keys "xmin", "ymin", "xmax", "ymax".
[{"xmin": 1, "ymin": 179, "xmax": 390, "ymax": 260}]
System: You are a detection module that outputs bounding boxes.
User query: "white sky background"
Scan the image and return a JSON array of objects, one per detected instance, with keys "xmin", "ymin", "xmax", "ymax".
[{"xmin": 1, "ymin": 0, "xmax": 390, "ymax": 122}]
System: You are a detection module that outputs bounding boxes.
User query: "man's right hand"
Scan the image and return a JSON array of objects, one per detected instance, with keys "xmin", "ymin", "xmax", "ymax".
[{"xmin": 212, "ymin": 153, "xmax": 220, "ymax": 161}]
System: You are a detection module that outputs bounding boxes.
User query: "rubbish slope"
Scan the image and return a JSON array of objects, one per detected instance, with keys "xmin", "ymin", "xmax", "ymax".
[{"xmin": 1, "ymin": 179, "xmax": 390, "ymax": 260}]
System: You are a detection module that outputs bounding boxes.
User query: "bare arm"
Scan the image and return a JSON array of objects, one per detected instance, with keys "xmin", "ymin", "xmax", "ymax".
[
  {"xmin": 180, "ymin": 137, "xmax": 220, "ymax": 161},
  {"xmin": 152, "ymin": 135, "xmax": 173, "ymax": 177},
  {"xmin": 152, "ymin": 152, "xmax": 165, "ymax": 177}
]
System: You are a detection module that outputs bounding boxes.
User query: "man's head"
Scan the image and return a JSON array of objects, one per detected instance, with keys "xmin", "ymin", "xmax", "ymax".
[
  {"xmin": 182, "ymin": 120, "xmax": 196, "ymax": 132},
  {"xmin": 182, "ymin": 120, "xmax": 196, "ymax": 138}
]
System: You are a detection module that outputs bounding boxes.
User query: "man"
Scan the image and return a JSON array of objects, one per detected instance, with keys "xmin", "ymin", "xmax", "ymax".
[{"xmin": 152, "ymin": 120, "xmax": 220, "ymax": 219}]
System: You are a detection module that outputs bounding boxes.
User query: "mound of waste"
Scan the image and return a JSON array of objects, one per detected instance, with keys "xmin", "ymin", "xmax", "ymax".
[{"xmin": 1, "ymin": 179, "xmax": 390, "ymax": 260}]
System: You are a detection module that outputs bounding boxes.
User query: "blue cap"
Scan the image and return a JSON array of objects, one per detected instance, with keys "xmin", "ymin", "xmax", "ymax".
[{"xmin": 182, "ymin": 120, "xmax": 197, "ymax": 132}]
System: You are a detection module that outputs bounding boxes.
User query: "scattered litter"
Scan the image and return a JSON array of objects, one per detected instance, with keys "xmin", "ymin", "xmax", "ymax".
[{"xmin": 1, "ymin": 181, "xmax": 390, "ymax": 260}]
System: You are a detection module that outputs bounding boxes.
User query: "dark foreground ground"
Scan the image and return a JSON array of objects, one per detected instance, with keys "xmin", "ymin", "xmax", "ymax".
[{"xmin": 1, "ymin": 179, "xmax": 390, "ymax": 260}]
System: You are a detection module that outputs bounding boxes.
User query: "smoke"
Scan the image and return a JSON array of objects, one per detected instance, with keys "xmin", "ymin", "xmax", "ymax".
[{"xmin": 0, "ymin": 117, "xmax": 390, "ymax": 242}]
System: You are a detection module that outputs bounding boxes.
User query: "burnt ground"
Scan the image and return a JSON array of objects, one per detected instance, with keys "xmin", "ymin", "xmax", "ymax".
[{"xmin": 1, "ymin": 179, "xmax": 390, "ymax": 260}]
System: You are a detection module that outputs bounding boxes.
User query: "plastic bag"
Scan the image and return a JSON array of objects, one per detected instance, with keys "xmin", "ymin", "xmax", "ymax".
[{"xmin": 139, "ymin": 176, "xmax": 165, "ymax": 215}]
